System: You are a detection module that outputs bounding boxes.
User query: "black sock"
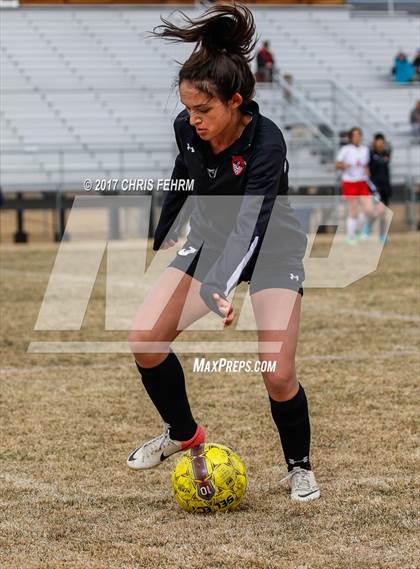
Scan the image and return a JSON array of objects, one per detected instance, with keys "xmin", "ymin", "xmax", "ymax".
[
  {"xmin": 136, "ymin": 351, "xmax": 197, "ymax": 441},
  {"xmin": 269, "ymin": 383, "xmax": 312, "ymax": 471}
]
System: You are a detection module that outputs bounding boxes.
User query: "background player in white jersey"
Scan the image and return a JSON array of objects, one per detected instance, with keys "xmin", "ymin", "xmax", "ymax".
[{"xmin": 336, "ymin": 127, "xmax": 373, "ymax": 245}]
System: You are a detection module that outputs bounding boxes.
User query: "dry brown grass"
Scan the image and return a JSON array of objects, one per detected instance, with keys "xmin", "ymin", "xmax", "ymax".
[{"xmin": 0, "ymin": 232, "xmax": 419, "ymax": 569}]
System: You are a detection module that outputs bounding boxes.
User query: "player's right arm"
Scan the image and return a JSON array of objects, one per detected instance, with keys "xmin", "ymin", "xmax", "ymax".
[
  {"xmin": 335, "ymin": 161, "xmax": 349, "ymax": 170},
  {"xmin": 335, "ymin": 146, "xmax": 350, "ymax": 170}
]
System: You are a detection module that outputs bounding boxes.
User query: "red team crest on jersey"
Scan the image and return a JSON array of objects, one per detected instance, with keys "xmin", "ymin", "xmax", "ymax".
[{"xmin": 232, "ymin": 155, "xmax": 246, "ymax": 176}]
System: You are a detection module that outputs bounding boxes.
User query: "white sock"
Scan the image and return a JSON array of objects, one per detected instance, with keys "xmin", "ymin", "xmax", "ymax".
[
  {"xmin": 346, "ymin": 216, "xmax": 358, "ymax": 238},
  {"xmin": 357, "ymin": 212, "xmax": 366, "ymax": 232}
]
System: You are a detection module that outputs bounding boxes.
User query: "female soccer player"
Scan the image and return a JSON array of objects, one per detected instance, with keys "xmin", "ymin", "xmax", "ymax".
[
  {"xmin": 127, "ymin": 4, "xmax": 320, "ymax": 502},
  {"xmin": 336, "ymin": 127, "xmax": 374, "ymax": 244}
]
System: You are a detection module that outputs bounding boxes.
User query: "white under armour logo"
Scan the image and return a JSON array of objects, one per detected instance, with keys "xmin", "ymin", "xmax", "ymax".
[
  {"xmin": 290, "ymin": 273, "xmax": 299, "ymax": 281},
  {"xmin": 177, "ymin": 246, "xmax": 197, "ymax": 256},
  {"xmin": 187, "ymin": 143, "xmax": 195, "ymax": 153}
]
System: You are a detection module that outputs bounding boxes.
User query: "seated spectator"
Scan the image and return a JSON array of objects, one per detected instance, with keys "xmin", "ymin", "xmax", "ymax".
[
  {"xmin": 393, "ymin": 52, "xmax": 415, "ymax": 84},
  {"xmin": 256, "ymin": 40, "xmax": 274, "ymax": 83},
  {"xmin": 412, "ymin": 49, "xmax": 420, "ymax": 81},
  {"xmin": 410, "ymin": 101, "xmax": 420, "ymax": 138}
]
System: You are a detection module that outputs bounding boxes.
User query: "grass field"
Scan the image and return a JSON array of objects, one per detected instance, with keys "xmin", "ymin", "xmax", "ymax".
[{"xmin": 0, "ymin": 232, "xmax": 419, "ymax": 569}]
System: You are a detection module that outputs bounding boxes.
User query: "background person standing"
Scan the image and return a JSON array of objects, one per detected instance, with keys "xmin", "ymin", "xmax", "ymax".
[
  {"xmin": 256, "ymin": 40, "xmax": 274, "ymax": 83},
  {"xmin": 336, "ymin": 127, "xmax": 373, "ymax": 245},
  {"xmin": 368, "ymin": 133, "xmax": 392, "ymax": 243},
  {"xmin": 409, "ymin": 100, "xmax": 420, "ymax": 138}
]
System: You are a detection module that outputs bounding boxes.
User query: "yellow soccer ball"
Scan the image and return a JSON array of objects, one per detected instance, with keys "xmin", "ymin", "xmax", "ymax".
[{"xmin": 171, "ymin": 443, "xmax": 247, "ymax": 513}]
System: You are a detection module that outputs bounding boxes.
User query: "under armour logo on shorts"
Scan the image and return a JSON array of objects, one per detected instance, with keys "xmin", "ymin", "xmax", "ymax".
[
  {"xmin": 290, "ymin": 273, "xmax": 300, "ymax": 281},
  {"xmin": 177, "ymin": 246, "xmax": 197, "ymax": 256}
]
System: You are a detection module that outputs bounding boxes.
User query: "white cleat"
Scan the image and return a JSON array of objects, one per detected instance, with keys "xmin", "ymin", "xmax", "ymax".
[
  {"xmin": 127, "ymin": 422, "xmax": 205, "ymax": 470},
  {"xmin": 280, "ymin": 467, "xmax": 320, "ymax": 502}
]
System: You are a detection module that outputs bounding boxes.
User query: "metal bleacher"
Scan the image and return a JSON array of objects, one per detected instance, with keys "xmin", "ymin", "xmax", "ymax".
[
  {"xmin": 0, "ymin": 8, "xmax": 182, "ymax": 192},
  {"xmin": 255, "ymin": 7, "xmax": 420, "ymax": 186},
  {"xmin": 1, "ymin": 5, "xmax": 419, "ymax": 196}
]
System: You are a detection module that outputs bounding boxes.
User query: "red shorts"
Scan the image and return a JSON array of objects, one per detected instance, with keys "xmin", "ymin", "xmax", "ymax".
[{"xmin": 341, "ymin": 181, "xmax": 370, "ymax": 199}]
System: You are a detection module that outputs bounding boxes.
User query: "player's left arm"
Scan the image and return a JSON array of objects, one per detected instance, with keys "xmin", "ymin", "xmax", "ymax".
[
  {"xmin": 363, "ymin": 146, "xmax": 371, "ymax": 178},
  {"xmin": 153, "ymin": 129, "xmax": 191, "ymax": 251},
  {"xmin": 200, "ymin": 144, "xmax": 285, "ymax": 318}
]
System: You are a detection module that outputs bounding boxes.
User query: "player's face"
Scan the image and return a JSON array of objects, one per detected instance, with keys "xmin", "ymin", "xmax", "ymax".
[
  {"xmin": 374, "ymin": 138, "xmax": 385, "ymax": 152},
  {"xmin": 350, "ymin": 130, "xmax": 362, "ymax": 146},
  {"xmin": 179, "ymin": 81, "xmax": 241, "ymax": 141}
]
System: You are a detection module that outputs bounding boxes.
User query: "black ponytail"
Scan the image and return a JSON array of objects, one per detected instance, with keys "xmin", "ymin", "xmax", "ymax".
[{"xmin": 150, "ymin": 3, "xmax": 257, "ymax": 111}]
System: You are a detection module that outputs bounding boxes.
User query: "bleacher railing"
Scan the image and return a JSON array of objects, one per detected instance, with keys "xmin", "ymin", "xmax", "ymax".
[{"xmin": 295, "ymin": 78, "xmax": 395, "ymax": 140}]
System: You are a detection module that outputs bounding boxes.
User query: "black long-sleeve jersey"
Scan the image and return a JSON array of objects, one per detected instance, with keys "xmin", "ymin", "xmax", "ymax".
[
  {"xmin": 153, "ymin": 100, "xmax": 307, "ymax": 313},
  {"xmin": 369, "ymin": 147, "xmax": 391, "ymax": 190}
]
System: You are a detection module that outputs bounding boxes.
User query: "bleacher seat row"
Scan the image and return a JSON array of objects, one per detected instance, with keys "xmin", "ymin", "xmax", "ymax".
[{"xmin": 1, "ymin": 6, "xmax": 419, "ymax": 191}]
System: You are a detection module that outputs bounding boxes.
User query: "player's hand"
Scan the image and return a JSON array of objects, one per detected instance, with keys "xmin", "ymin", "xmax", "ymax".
[
  {"xmin": 161, "ymin": 239, "xmax": 178, "ymax": 250},
  {"xmin": 212, "ymin": 293, "xmax": 234, "ymax": 327}
]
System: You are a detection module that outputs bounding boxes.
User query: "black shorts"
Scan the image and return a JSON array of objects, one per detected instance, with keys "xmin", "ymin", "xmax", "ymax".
[
  {"xmin": 378, "ymin": 187, "xmax": 391, "ymax": 206},
  {"xmin": 168, "ymin": 241, "xmax": 304, "ymax": 297},
  {"xmin": 372, "ymin": 181, "xmax": 391, "ymax": 206}
]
